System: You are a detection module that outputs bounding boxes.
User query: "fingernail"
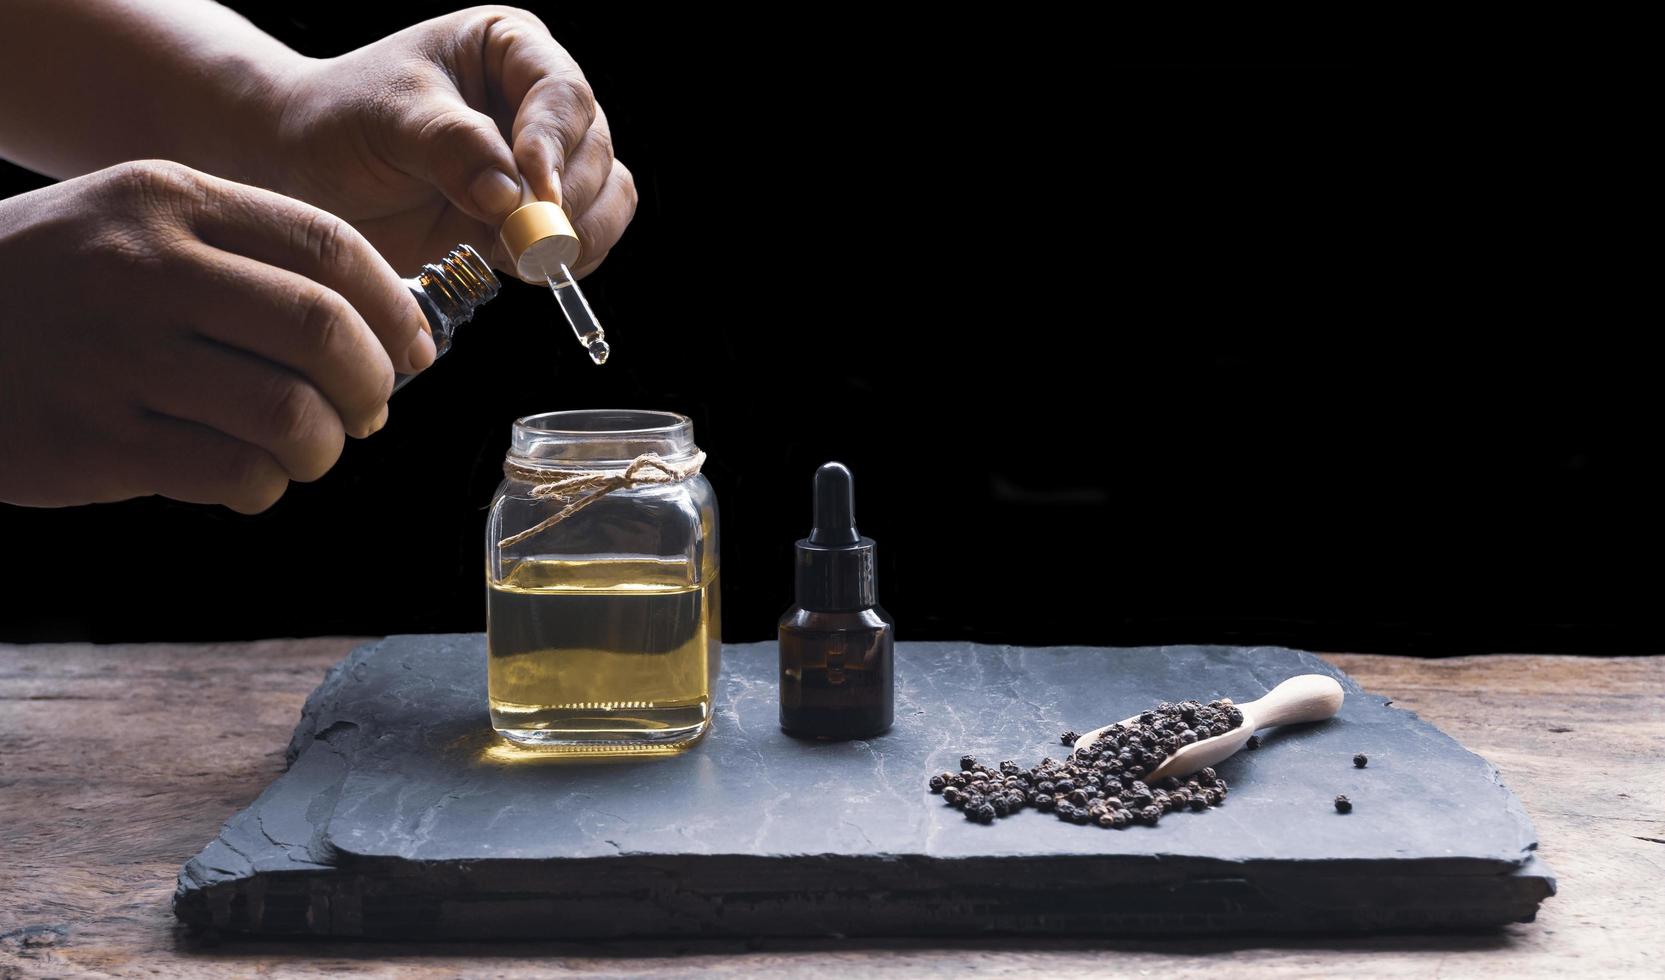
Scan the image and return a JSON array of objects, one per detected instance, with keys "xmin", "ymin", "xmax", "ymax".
[
  {"xmin": 551, "ymin": 168, "xmax": 563, "ymax": 207},
  {"xmin": 470, "ymin": 169, "xmax": 521, "ymax": 217},
  {"xmin": 369, "ymin": 404, "xmax": 389, "ymax": 435},
  {"xmin": 406, "ymin": 330, "xmax": 437, "ymax": 371}
]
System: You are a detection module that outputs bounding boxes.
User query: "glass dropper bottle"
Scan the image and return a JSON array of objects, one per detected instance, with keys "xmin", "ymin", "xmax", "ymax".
[
  {"xmin": 389, "ymin": 188, "xmax": 611, "ymax": 391},
  {"xmin": 497, "ymin": 181, "xmax": 611, "ymax": 365},
  {"xmin": 392, "ymin": 243, "xmax": 501, "ymax": 392}
]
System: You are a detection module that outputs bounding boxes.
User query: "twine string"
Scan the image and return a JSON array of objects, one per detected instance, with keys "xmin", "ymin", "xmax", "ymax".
[{"xmin": 496, "ymin": 450, "xmax": 706, "ymax": 550}]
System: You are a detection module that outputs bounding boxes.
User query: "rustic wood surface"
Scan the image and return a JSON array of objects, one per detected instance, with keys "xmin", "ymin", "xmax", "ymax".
[{"xmin": 2, "ymin": 639, "xmax": 1661, "ymax": 978}]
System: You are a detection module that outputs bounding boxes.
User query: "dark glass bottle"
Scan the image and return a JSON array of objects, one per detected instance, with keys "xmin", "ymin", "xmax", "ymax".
[
  {"xmin": 393, "ymin": 243, "xmax": 500, "ymax": 393},
  {"xmin": 779, "ymin": 463, "xmax": 894, "ymax": 739}
]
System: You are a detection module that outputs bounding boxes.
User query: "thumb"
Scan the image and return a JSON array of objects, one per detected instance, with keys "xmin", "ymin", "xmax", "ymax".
[{"xmin": 391, "ymin": 96, "xmax": 523, "ymax": 224}]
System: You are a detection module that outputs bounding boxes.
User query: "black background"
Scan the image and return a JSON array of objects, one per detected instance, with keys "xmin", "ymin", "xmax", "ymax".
[{"xmin": 0, "ymin": 7, "xmax": 1654, "ymax": 653}]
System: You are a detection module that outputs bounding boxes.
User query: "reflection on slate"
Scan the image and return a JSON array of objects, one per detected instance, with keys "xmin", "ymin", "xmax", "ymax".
[{"xmin": 174, "ymin": 638, "xmax": 1555, "ymax": 937}]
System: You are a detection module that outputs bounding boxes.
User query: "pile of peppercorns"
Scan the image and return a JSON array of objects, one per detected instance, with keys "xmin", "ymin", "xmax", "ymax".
[{"xmin": 926, "ymin": 698, "xmax": 1245, "ymax": 827}]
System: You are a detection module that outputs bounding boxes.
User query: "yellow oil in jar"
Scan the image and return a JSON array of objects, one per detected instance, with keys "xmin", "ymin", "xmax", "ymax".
[{"xmin": 487, "ymin": 558, "xmax": 719, "ymax": 754}]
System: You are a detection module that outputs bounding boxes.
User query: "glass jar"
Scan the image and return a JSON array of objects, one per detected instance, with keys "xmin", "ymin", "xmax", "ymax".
[{"xmin": 485, "ymin": 410, "xmax": 720, "ymax": 755}]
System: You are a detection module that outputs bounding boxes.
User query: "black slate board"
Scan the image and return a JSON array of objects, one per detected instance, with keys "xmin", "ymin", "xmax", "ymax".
[{"xmin": 174, "ymin": 637, "xmax": 1554, "ymax": 937}]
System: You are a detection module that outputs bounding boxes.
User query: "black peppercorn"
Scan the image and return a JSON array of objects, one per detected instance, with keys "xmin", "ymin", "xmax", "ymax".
[
  {"xmin": 1334, "ymin": 795, "xmax": 1352, "ymax": 813},
  {"xmin": 1353, "ymin": 753, "xmax": 1368, "ymax": 768},
  {"xmin": 1246, "ymin": 734, "xmax": 1262, "ymax": 750},
  {"xmin": 933, "ymin": 694, "xmax": 1253, "ymax": 832}
]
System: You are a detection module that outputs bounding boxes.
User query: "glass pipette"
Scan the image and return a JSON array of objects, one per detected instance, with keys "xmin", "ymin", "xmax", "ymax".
[{"xmin": 546, "ymin": 263, "xmax": 610, "ymax": 365}]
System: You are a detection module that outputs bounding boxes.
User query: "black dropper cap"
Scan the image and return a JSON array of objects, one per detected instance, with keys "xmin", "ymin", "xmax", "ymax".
[{"xmin": 795, "ymin": 463, "xmax": 877, "ymax": 612}]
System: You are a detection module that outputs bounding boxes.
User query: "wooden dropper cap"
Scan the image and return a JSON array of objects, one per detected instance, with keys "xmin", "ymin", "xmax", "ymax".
[{"xmin": 498, "ymin": 179, "xmax": 579, "ymax": 281}]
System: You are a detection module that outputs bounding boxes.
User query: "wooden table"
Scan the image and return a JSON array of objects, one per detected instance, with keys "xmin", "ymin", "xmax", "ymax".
[{"xmin": 2, "ymin": 640, "xmax": 1661, "ymax": 978}]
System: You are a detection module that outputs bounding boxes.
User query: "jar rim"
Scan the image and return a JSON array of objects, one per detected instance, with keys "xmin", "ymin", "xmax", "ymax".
[
  {"xmin": 515, "ymin": 409, "xmax": 691, "ymax": 435},
  {"xmin": 509, "ymin": 409, "xmax": 697, "ymax": 467}
]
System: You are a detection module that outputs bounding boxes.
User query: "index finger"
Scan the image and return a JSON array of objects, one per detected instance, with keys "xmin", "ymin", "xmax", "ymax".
[
  {"xmin": 481, "ymin": 10, "xmax": 597, "ymax": 206},
  {"xmin": 187, "ymin": 175, "xmax": 436, "ymax": 375}
]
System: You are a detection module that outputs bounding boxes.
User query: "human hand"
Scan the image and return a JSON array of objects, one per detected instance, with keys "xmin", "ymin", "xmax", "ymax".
[
  {"xmin": 0, "ymin": 160, "xmax": 434, "ymax": 512},
  {"xmin": 261, "ymin": 6, "xmax": 636, "ymax": 280}
]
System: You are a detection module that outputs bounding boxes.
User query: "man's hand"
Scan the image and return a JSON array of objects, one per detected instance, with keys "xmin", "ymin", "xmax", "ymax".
[
  {"xmin": 0, "ymin": 161, "xmax": 433, "ymax": 512},
  {"xmin": 264, "ymin": 7, "xmax": 637, "ymax": 279}
]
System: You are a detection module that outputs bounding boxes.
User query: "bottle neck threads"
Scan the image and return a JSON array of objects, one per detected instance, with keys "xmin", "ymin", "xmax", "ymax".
[{"xmin": 411, "ymin": 244, "xmax": 501, "ymax": 354}]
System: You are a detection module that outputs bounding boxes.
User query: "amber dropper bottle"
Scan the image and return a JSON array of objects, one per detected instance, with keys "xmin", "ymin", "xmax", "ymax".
[
  {"xmin": 392, "ymin": 181, "xmax": 613, "ymax": 392},
  {"xmin": 391, "ymin": 243, "xmax": 501, "ymax": 392},
  {"xmin": 779, "ymin": 462, "xmax": 895, "ymax": 739}
]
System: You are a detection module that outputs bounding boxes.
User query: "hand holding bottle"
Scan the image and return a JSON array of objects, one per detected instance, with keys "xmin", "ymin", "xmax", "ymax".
[{"xmin": 0, "ymin": 162, "xmax": 433, "ymax": 512}]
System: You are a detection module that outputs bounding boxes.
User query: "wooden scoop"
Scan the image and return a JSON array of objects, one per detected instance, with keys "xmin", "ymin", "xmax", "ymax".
[{"xmin": 1069, "ymin": 674, "xmax": 1345, "ymax": 783}]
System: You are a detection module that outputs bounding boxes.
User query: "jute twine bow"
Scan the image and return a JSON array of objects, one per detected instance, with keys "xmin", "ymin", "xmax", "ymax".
[{"xmin": 497, "ymin": 451, "xmax": 706, "ymax": 550}]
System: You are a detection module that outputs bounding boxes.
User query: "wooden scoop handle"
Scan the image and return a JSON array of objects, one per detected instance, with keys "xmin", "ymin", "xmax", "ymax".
[{"xmin": 1237, "ymin": 674, "xmax": 1344, "ymax": 730}]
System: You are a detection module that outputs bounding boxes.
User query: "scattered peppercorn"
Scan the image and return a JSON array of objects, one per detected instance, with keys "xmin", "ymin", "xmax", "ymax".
[
  {"xmin": 1246, "ymin": 734, "xmax": 1262, "ymax": 750},
  {"xmin": 929, "ymin": 696, "xmax": 1245, "ymax": 828},
  {"xmin": 1334, "ymin": 795, "xmax": 1352, "ymax": 813},
  {"xmin": 1353, "ymin": 753, "xmax": 1368, "ymax": 768}
]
